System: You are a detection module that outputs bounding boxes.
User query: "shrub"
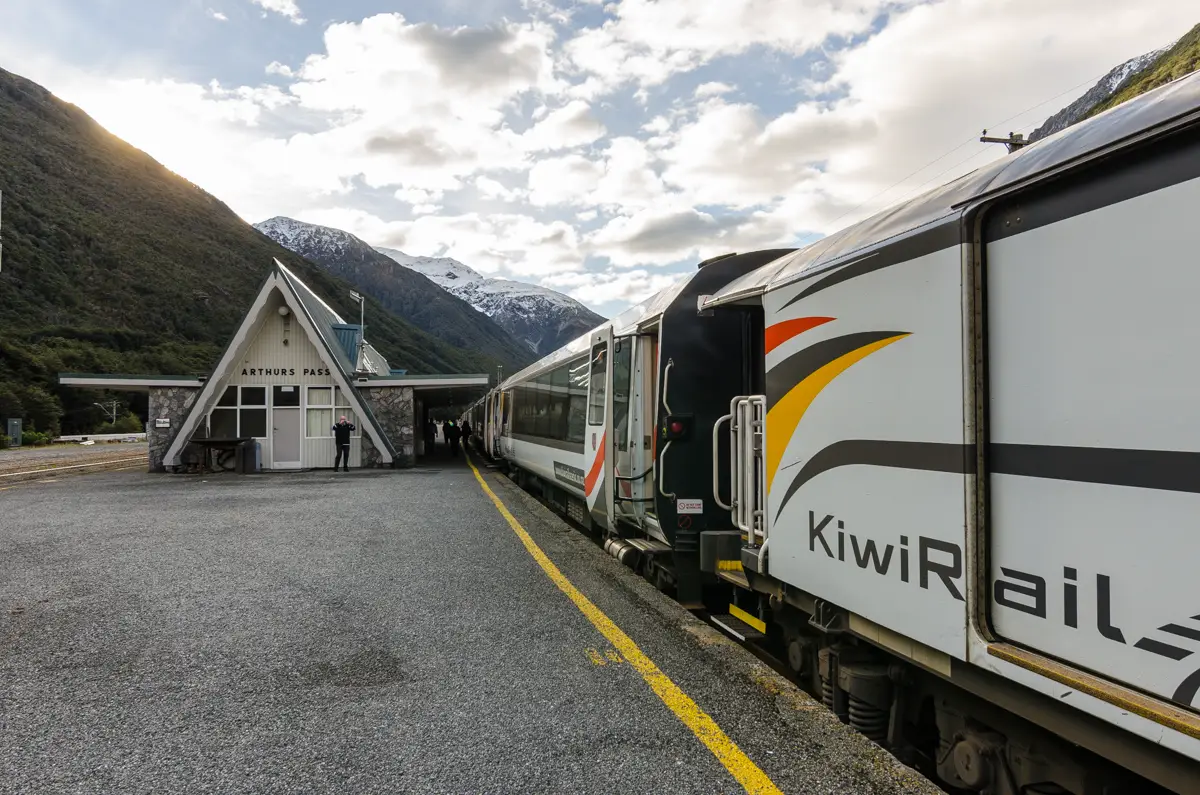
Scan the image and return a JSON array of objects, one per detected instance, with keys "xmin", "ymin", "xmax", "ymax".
[
  {"xmin": 22, "ymin": 430, "xmax": 52, "ymax": 446},
  {"xmin": 0, "ymin": 434, "xmax": 9, "ymax": 449},
  {"xmin": 97, "ymin": 412, "xmax": 143, "ymax": 434}
]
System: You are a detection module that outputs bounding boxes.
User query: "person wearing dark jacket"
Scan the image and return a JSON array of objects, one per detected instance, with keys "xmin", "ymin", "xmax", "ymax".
[
  {"xmin": 332, "ymin": 415, "xmax": 356, "ymax": 471},
  {"xmin": 423, "ymin": 419, "xmax": 436, "ymax": 455},
  {"xmin": 445, "ymin": 421, "xmax": 462, "ymax": 456},
  {"xmin": 461, "ymin": 420, "xmax": 472, "ymax": 449}
]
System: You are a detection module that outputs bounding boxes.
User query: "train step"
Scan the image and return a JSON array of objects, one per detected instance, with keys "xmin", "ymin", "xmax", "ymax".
[
  {"xmin": 624, "ymin": 537, "xmax": 672, "ymax": 554},
  {"xmin": 710, "ymin": 611, "xmax": 767, "ymax": 642}
]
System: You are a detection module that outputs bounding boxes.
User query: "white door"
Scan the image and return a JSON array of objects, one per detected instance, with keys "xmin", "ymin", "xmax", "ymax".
[
  {"xmin": 272, "ymin": 385, "xmax": 302, "ymax": 469},
  {"xmin": 583, "ymin": 327, "xmax": 614, "ymax": 527}
]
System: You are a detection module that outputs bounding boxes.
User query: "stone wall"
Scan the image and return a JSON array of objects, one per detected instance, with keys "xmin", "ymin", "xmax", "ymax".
[
  {"xmin": 359, "ymin": 386, "xmax": 415, "ymax": 468},
  {"xmin": 147, "ymin": 386, "xmax": 201, "ymax": 472}
]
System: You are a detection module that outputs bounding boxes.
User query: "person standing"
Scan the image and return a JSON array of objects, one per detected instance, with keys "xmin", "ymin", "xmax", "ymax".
[
  {"xmin": 446, "ymin": 421, "xmax": 461, "ymax": 457},
  {"xmin": 423, "ymin": 418, "xmax": 436, "ymax": 455},
  {"xmin": 332, "ymin": 415, "xmax": 356, "ymax": 472},
  {"xmin": 461, "ymin": 420, "xmax": 472, "ymax": 449}
]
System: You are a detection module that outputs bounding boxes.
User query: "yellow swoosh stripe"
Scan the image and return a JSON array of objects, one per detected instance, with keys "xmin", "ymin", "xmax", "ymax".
[{"xmin": 765, "ymin": 334, "xmax": 909, "ymax": 489}]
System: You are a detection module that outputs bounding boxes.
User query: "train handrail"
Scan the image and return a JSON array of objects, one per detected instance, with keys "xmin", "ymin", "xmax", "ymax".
[
  {"xmin": 712, "ymin": 409, "xmax": 733, "ymax": 511},
  {"xmin": 658, "ymin": 358, "xmax": 676, "ymax": 499}
]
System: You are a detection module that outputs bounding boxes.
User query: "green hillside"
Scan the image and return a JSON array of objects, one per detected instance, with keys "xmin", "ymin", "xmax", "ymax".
[
  {"xmin": 0, "ymin": 66, "xmax": 502, "ymax": 435},
  {"xmin": 1087, "ymin": 22, "xmax": 1200, "ymax": 118}
]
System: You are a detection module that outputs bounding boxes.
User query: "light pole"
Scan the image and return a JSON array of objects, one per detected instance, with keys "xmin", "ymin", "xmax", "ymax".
[
  {"xmin": 349, "ymin": 290, "xmax": 366, "ymax": 371},
  {"xmin": 94, "ymin": 401, "xmax": 120, "ymax": 424}
]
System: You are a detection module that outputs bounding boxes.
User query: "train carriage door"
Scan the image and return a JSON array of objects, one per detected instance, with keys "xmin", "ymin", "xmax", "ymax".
[
  {"xmin": 612, "ymin": 330, "xmax": 659, "ymax": 529},
  {"xmin": 583, "ymin": 326, "xmax": 615, "ymax": 527},
  {"xmin": 612, "ymin": 332, "xmax": 651, "ymax": 526}
]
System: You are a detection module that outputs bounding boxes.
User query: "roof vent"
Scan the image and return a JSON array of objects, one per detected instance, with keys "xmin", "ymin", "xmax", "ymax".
[{"xmin": 698, "ymin": 252, "xmax": 737, "ymax": 269}]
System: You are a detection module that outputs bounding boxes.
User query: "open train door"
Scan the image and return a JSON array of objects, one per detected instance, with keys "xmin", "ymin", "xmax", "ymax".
[{"xmin": 583, "ymin": 325, "xmax": 615, "ymax": 528}]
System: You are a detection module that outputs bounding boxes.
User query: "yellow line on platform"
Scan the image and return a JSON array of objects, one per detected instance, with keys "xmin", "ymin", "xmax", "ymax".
[{"xmin": 466, "ymin": 456, "xmax": 782, "ymax": 795}]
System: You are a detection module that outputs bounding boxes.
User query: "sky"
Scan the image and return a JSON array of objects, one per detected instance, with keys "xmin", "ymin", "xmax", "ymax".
[{"xmin": 1, "ymin": 1, "xmax": 1196, "ymax": 318}]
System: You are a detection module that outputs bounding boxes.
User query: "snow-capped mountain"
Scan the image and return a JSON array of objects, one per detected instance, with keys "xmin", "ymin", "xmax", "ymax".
[
  {"xmin": 1028, "ymin": 42, "xmax": 1176, "ymax": 142},
  {"xmin": 375, "ymin": 247, "xmax": 606, "ymax": 357},
  {"xmin": 253, "ymin": 217, "xmax": 537, "ymax": 370}
]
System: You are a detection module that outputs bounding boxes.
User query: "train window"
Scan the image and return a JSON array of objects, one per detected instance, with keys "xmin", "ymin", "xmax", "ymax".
[
  {"xmin": 534, "ymin": 376, "xmax": 551, "ymax": 437},
  {"xmin": 550, "ymin": 366, "xmax": 569, "ymax": 441},
  {"xmin": 587, "ymin": 344, "xmax": 607, "ymax": 424},
  {"xmin": 513, "ymin": 385, "xmax": 529, "ymax": 435},
  {"xmin": 612, "ymin": 338, "xmax": 632, "ymax": 448}
]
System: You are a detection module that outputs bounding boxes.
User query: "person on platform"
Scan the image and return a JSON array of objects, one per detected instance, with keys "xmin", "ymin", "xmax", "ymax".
[
  {"xmin": 445, "ymin": 420, "xmax": 462, "ymax": 456},
  {"xmin": 424, "ymin": 419, "xmax": 436, "ymax": 454},
  {"xmin": 332, "ymin": 415, "xmax": 355, "ymax": 472},
  {"xmin": 461, "ymin": 420, "xmax": 472, "ymax": 449}
]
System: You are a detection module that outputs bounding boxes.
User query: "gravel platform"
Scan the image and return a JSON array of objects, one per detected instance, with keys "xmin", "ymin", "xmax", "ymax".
[{"xmin": 0, "ymin": 453, "xmax": 941, "ymax": 794}]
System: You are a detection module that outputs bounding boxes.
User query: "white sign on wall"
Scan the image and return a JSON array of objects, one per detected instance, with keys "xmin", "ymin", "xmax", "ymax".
[
  {"xmin": 155, "ymin": 418, "xmax": 170, "ymax": 428},
  {"xmin": 676, "ymin": 498, "xmax": 703, "ymax": 514}
]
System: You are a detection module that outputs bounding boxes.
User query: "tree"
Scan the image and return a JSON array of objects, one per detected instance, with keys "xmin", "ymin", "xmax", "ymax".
[
  {"xmin": 0, "ymin": 382, "xmax": 23, "ymax": 422},
  {"xmin": 16, "ymin": 383, "xmax": 63, "ymax": 436}
]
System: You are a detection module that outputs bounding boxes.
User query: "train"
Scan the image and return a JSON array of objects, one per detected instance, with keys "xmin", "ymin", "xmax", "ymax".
[{"xmin": 463, "ymin": 68, "xmax": 1200, "ymax": 794}]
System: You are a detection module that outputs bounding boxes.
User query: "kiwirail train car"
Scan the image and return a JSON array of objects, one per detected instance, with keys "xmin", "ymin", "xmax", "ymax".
[{"xmin": 467, "ymin": 70, "xmax": 1200, "ymax": 793}]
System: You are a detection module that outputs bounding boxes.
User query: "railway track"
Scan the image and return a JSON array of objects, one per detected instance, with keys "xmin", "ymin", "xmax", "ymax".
[{"xmin": 0, "ymin": 454, "xmax": 147, "ymax": 485}]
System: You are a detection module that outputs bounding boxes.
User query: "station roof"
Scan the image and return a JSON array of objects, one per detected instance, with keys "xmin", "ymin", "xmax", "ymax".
[{"xmin": 58, "ymin": 374, "xmax": 206, "ymax": 392}]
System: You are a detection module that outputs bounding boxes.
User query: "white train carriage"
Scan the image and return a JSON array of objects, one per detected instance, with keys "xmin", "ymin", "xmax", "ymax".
[
  {"xmin": 468, "ymin": 69, "xmax": 1200, "ymax": 793},
  {"xmin": 701, "ymin": 70, "xmax": 1200, "ymax": 792},
  {"xmin": 484, "ymin": 250, "xmax": 797, "ymax": 599}
]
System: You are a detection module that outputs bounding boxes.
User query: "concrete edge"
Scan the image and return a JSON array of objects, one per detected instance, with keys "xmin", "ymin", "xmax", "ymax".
[{"xmin": 481, "ymin": 466, "xmax": 944, "ymax": 794}]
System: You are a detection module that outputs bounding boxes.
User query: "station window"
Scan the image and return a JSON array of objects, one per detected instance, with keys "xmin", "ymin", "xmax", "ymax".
[
  {"xmin": 306, "ymin": 386, "xmax": 358, "ymax": 438},
  {"xmin": 208, "ymin": 385, "xmax": 267, "ymax": 438}
]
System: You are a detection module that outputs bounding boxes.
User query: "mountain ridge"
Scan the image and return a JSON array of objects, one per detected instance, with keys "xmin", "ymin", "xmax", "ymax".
[
  {"xmin": 0, "ymin": 65, "xmax": 508, "ymax": 434},
  {"xmin": 253, "ymin": 217, "xmax": 536, "ymax": 371},
  {"xmin": 1030, "ymin": 22, "xmax": 1200, "ymax": 142},
  {"xmin": 373, "ymin": 247, "xmax": 606, "ymax": 356}
]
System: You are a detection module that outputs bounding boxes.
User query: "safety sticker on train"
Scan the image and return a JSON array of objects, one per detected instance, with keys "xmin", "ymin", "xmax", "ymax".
[{"xmin": 676, "ymin": 499, "xmax": 703, "ymax": 514}]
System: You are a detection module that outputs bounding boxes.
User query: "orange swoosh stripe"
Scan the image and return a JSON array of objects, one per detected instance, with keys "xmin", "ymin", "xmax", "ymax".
[
  {"xmin": 585, "ymin": 433, "xmax": 606, "ymax": 495},
  {"xmin": 764, "ymin": 317, "xmax": 835, "ymax": 354},
  {"xmin": 765, "ymin": 334, "xmax": 909, "ymax": 489}
]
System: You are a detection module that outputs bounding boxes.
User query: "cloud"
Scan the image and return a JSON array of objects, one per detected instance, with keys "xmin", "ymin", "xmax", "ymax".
[
  {"xmin": 208, "ymin": 9, "xmax": 229, "ymax": 22},
  {"xmin": 694, "ymin": 81, "xmax": 734, "ymax": 98},
  {"xmin": 560, "ymin": 0, "xmax": 895, "ymax": 93},
  {"xmin": 301, "ymin": 208, "xmax": 584, "ymax": 280},
  {"xmin": 251, "ymin": 0, "xmax": 305, "ymax": 24},
  {"xmin": 475, "ymin": 175, "xmax": 525, "ymax": 202},
  {"xmin": 11, "ymin": 0, "xmax": 1199, "ymax": 319},
  {"xmin": 542, "ymin": 268, "xmax": 684, "ymax": 309},
  {"xmin": 527, "ymin": 154, "xmax": 604, "ymax": 206},
  {"xmin": 516, "ymin": 100, "xmax": 606, "ymax": 151},
  {"xmin": 586, "ymin": 206, "xmax": 750, "ymax": 267}
]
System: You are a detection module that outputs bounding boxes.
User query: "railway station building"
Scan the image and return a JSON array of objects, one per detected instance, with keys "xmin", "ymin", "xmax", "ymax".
[{"xmin": 59, "ymin": 260, "xmax": 489, "ymax": 472}]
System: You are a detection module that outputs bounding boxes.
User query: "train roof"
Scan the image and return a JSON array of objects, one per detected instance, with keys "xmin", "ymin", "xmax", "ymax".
[{"xmin": 704, "ymin": 67, "xmax": 1200, "ymax": 308}]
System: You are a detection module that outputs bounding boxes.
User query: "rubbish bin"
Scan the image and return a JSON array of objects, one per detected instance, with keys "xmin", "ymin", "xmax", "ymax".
[{"xmin": 235, "ymin": 439, "xmax": 261, "ymax": 474}]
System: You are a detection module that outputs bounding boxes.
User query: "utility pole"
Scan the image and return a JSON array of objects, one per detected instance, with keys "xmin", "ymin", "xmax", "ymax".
[
  {"xmin": 349, "ymin": 290, "xmax": 366, "ymax": 372},
  {"xmin": 94, "ymin": 400, "xmax": 121, "ymax": 424},
  {"xmin": 980, "ymin": 129, "xmax": 1028, "ymax": 153}
]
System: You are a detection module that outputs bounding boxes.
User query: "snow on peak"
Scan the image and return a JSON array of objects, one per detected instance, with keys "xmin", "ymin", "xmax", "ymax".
[
  {"xmin": 254, "ymin": 216, "xmax": 365, "ymax": 259},
  {"xmin": 374, "ymin": 247, "xmax": 483, "ymax": 285},
  {"xmin": 372, "ymin": 245, "xmax": 604, "ymax": 355}
]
